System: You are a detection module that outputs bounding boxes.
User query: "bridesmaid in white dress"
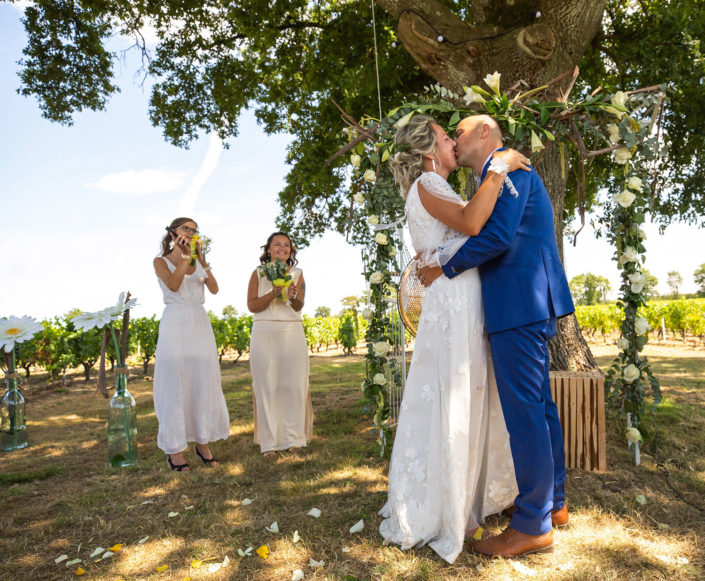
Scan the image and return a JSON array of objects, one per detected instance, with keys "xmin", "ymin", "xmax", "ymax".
[
  {"xmin": 152, "ymin": 217, "xmax": 230, "ymax": 472},
  {"xmin": 379, "ymin": 115, "xmax": 529, "ymax": 563},
  {"xmin": 247, "ymin": 232, "xmax": 312, "ymax": 458}
]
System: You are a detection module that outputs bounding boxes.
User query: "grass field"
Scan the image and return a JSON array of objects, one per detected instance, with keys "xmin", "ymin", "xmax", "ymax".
[{"xmin": 0, "ymin": 340, "xmax": 703, "ymax": 580}]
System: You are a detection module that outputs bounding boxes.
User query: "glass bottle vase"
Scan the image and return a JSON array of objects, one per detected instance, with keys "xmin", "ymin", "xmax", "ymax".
[
  {"xmin": 107, "ymin": 374, "xmax": 138, "ymax": 467},
  {"xmin": 1, "ymin": 377, "xmax": 28, "ymax": 451}
]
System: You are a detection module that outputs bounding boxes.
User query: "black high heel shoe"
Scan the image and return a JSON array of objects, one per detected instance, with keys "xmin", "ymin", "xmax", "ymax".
[
  {"xmin": 195, "ymin": 446, "xmax": 219, "ymax": 466},
  {"xmin": 167, "ymin": 456, "xmax": 190, "ymax": 472}
]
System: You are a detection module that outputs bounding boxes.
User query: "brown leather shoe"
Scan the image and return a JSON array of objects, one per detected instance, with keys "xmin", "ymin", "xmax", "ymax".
[
  {"xmin": 471, "ymin": 527, "xmax": 554, "ymax": 558},
  {"xmin": 502, "ymin": 505, "xmax": 569, "ymax": 527}
]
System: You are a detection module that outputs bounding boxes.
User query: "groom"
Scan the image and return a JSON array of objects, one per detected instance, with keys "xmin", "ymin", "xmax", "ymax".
[{"xmin": 418, "ymin": 114, "xmax": 575, "ymax": 557}]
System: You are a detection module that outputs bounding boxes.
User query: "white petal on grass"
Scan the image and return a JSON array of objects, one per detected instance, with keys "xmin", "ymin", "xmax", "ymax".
[
  {"xmin": 341, "ymin": 546, "xmax": 350, "ymax": 553},
  {"xmin": 184, "ymin": 505, "xmax": 194, "ymax": 510},
  {"xmin": 168, "ymin": 511, "xmax": 179, "ymax": 518},
  {"xmin": 54, "ymin": 555, "xmax": 68, "ymax": 564},
  {"xmin": 207, "ymin": 563, "xmax": 222, "ymax": 573},
  {"xmin": 309, "ymin": 558, "xmax": 325, "ymax": 567},
  {"xmin": 510, "ymin": 561, "xmax": 536, "ymax": 576},
  {"xmin": 138, "ymin": 536, "xmax": 149, "ymax": 544},
  {"xmin": 307, "ymin": 508, "xmax": 321, "ymax": 518},
  {"xmin": 222, "ymin": 555, "xmax": 230, "ymax": 567},
  {"xmin": 292, "ymin": 569, "xmax": 305, "ymax": 581},
  {"xmin": 141, "ymin": 500, "xmax": 154, "ymax": 505},
  {"xmin": 101, "ymin": 551, "xmax": 115, "ymax": 560},
  {"xmin": 242, "ymin": 498, "xmax": 253, "ymax": 506},
  {"xmin": 292, "ymin": 530, "xmax": 301, "ymax": 543},
  {"xmin": 89, "ymin": 548, "xmax": 104, "ymax": 558},
  {"xmin": 349, "ymin": 519, "xmax": 364, "ymax": 534},
  {"xmin": 265, "ymin": 521, "xmax": 279, "ymax": 533},
  {"xmin": 237, "ymin": 547, "xmax": 254, "ymax": 557},
  {"xmin": 65, "ymin": 559, "xmax": 82, "ymax": 567}
]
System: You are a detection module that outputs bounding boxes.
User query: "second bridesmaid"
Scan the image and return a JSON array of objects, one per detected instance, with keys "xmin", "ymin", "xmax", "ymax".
[{"xmin": 247, "ymin": 232, "xmax": 312, "ymax": 458}]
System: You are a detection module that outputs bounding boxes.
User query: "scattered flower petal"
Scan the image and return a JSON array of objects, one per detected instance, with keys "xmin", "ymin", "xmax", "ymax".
[
  {"xmin": 156, "ymin": 564, "xmax": 169, "ymax": 572},
  {"xmin": 265, "ymin": 521, "xmax": 279, "ymax": 533},
  {"xmin": 293, "ymin": 530, "xmax": 301, "ymax": 543},
  {"xmin": 75, "ymin": 566, "xmax": 86, "ymax": 576},
  {"xmin": 55, "ymin": 555, "xmax": 69, "ymax": 564},
  {"xmin": 66, "ymin": 559, "xmax": 82, "ymax": 567},
  {"xmin": 141, "ymin": 500, "xmax": 154, "ymax": 505},
  {"xmin": 107, "ymin": 543, "xmax": 125, "ymax": 552},
  {"xmin": 237, "ymin": 547, "xmax": 254, "ymax": 557},
  {"xmin": 89, "ymin": 548, "xmax": 104, "ymax": 558},
  {"xmin": 676, "ymin": 557, "xmax": 689, "ymax": 565},
  {"xmin": 138, "ymin": 536, "xmax": 150, "ymax": 544},
  {"xmin": 292, "ymin": 569, "xmax": 305, "ymax": 581},
  {"xmin": 184, "ymin": 505, "xmax": 194, "ymax": 510},
  {"xmin": 341, "ymin": 546, "xmax": 350, "ymax": 553},
  {"xmin": 472, "ymin": 526, "xmax": 484, "ymax": 541},
  {"xmin": 635, "ymin": 494, "xmax": 646, "ymax": 505},
  {"xmin": 558, "ymin": 562, "xmax": 574, "ymax": 571},
  {"xmin": 222, "ymin": 555, "xmax": 230, "ymax": 567},
  {"xmin": 309, "ymin": 558, "xmax": 325, "ymax": 567},
  {"xmin": 207, "ymin": 563, "xmax": 222, "ymax": 573},
  {"xmin": 102, "ymin": 551, "xmax": 115, "ymax": 560},
  {"xmin": 168, "ymin": 511, "xmax": 179, "ymax": 518},
  {"xmin": 191, "ymin": 560, "xmax": 203, "ymax": 568},
  {"xmin": 242, "ymin": 498, "xmax": 253, "ymax": 506},
  {"xmin": 349, "ymin": 519, "xmax": 364, "ymax": 534},
  {"xmin": 307, "ymin": 508, "xmax": 321, "ymax": 518},
  {"xmin": 510, "ymin": 560, "xmax": 536, "ymax": 576},
  {"xmin": 256, "ymin": 545, "xmax": 270, "ymax": 560}
]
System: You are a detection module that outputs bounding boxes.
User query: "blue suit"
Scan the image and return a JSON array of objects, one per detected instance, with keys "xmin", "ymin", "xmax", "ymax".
[{"xmin": 441, "ymin": 154, "xmax": 574, "ymax": 535}]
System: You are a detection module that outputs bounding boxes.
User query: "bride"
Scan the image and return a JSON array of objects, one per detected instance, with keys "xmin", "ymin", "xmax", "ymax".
[{"xmin": 378, "ymin": 114, "xmax": 529, "ymax": 563}]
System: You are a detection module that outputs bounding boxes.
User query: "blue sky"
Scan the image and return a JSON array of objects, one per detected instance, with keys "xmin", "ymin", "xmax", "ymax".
[{"xmin": 1, "ymin": 4, "xmax": 703, "ymax": 323}]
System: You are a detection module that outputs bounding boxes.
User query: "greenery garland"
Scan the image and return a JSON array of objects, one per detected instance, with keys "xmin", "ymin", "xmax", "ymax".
[{"xmin": 339, "ymin": 71, "xmax": 665, "ymax": 460}]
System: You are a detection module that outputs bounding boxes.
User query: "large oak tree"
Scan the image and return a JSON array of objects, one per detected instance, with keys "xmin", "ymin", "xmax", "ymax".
[{"xmin": 13, "ymin": 0, "xmax": 705, "ymax": 369}]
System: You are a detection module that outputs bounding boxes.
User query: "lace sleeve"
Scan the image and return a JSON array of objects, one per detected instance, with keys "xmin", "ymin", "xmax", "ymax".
[{"xmin": 417, "ymin": 172, "xmax": 464, "ymax": 204}]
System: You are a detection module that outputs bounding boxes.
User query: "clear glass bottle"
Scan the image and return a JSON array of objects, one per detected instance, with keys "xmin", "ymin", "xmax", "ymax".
[
  {"xmin": 107, "ymin": 374, "xmax": 137, "ymax": 467},
  {"xmin": 1, "ymin": 376, "xmax": 28, "ymax": 451}
]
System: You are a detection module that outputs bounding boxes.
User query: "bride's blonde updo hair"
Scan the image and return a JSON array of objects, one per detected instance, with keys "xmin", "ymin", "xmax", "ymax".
[{"xmin": 389, "ymin": 114, "xmax": 438, "ymax": 199}]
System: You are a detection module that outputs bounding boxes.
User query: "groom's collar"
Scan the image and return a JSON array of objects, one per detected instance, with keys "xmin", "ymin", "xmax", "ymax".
[{"xmin": 479, "ymin": 147, "xmax": 506, "ymax": 180}]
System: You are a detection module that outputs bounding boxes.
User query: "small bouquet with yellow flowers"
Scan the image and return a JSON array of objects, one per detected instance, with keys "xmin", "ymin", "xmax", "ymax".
[
  {"xmin": 259, "ymin": 258, "xmax": 293, "ymax": 302},
  {"xmin": 188, "ymin": 234, "xmax": 211, "ymax": 267}
]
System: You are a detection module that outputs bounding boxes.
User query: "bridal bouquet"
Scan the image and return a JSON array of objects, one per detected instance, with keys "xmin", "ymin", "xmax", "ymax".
[
  {"xmin": 188, "ymin": 234, "xmax": 211, "ymax": 267},
  {"xmin": 259, "ymin": 258, "xmax": 292, "ymax": 302}
]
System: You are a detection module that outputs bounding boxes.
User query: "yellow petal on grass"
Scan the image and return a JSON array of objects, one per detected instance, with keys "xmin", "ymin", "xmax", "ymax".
[
  {"xmin": 191, "ymin": 560, "xmax": 203, "ymax": 568},
  {"xmin": 75, "ymin": 566, "xmax": 86, "ymax": 576},
  {"xmin": 256, "ymin": 545, "xmax": 270, "ymax": 560},
  {"xmin": 107, "ymin": 543, "xmax": 125, "ymax": 552},
  {"xmin": 472, "ymin": 526, "xmax": 484, "ymax": 541},
  {"xmin": 156, "ymin": 564, "xmax": 169, "ymax": 572}
]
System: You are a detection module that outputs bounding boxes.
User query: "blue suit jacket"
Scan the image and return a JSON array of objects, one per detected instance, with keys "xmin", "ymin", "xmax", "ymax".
[{"xmin": 441, "ymin": 154, "xmax": 574, "ymax": 334}]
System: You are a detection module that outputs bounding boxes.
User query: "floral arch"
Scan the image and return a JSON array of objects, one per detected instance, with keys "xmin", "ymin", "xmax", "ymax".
[{"xmin": 336, "ymin": 69, "xmax": 666, "ymax": 462}]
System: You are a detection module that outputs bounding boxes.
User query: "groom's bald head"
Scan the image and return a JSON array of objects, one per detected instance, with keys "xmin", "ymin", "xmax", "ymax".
[{"xmin": 454, "ymin": 114, "xmax": 504, "ymax": 173}]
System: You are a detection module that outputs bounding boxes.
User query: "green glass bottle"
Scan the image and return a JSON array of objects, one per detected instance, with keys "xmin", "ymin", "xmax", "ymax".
[
  {"xmin": 1, "ymin": 376, "xmax": 28, "ymax": 451},
  {"xmin": 107, "ymin": 374, "xmax": 137, "ymax": 467}
]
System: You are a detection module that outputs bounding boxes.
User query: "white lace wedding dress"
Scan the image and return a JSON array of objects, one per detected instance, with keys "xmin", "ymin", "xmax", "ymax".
[{"xmin": 378, "ymin": 172, "xmax": 517, "ymax": 563}]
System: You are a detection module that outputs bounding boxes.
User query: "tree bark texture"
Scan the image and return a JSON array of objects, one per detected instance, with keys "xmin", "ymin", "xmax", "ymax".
[{"xmin": 376, "ymin": 0, "xmax": 606, "ymax": 372}]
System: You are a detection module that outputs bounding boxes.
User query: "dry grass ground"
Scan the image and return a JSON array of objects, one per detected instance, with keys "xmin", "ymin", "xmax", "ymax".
[{"xmin": 0, "ymin": 340, "xmax": 703, "ymax": 580}]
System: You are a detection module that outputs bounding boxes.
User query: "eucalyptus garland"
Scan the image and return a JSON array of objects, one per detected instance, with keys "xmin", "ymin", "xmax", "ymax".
[{"xmin": 339, "ymin": 71, "xmax": 666, "ymax": 460}]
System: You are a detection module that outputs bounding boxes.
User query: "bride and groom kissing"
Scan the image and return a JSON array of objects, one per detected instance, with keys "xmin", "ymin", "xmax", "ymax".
[{"xmin": 378, "ymin": 113, "xmax": 575, "ymax": 562}]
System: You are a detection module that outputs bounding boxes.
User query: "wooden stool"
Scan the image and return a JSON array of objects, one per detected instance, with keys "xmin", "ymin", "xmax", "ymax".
[{"xmin": 550, "ymin": 371, "xmax": 607, "ymax": 472}]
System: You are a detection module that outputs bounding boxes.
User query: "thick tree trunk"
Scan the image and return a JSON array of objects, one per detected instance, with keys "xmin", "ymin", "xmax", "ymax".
[{"xmin": 377, "ymin": 0, "xmax": 605, "ymax": 372}]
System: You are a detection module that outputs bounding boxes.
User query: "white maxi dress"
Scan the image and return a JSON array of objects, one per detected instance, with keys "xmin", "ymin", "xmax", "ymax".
[
  {"xmin": 378, "ymin": 172, "xmax": 518, "ymax": 563},
  {"xmin": 153, "ymin": 258, "xmax": 230, "ymax": 454}
]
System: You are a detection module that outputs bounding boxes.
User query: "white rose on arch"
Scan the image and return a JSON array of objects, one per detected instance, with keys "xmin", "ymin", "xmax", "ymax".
[
  {"xmin": 353, "ymin": 192, "xmax": 365, "ymax": 204},
  {"xmin": 373, "ymin": 373, "xmax": 387, "ymax": 385},
  {"xmin": 621, "ymin": 246, "xmax": 639, "ymax": 264},
  {"xmin": 369, "ymin": 271, "xmax": 385, "ymax": 284},
  {"xmin": 368, "ymin": 214, "xmax": 380, "ymax": 225},
  {"xmin": 638, "ymin": 227, "xmax": 647, "ymax": 241},
  {"xmin": 614, "ymin": 190, "xmax": 636, "ymax": 208},
  {"xmin": 634, "ymin": 316, "xmax": 650, "ymax": 336},
  {"xmin": 614, "ymin": 147, "xmax": 633, "ymax": 165},
  {"xmin": 629, "ymin": 272, "xmax": 647, "ymax": 293},
  {"xmin": 389, "ymin": 246, "xmax": 397, "ymax": 258},
  {"xmin": 616, "ymin": 337, "xmax": 629, "ymax": 351},
  {"xmin": 607, "ymin": 123, "xmax": 621, "ymax": 144},
  {"xmin": 350, "ymin": 154, "xmax": 361, "ymax": 167},
  {"xmin": 363, "ymin": 169, "xmax": 377, "ymax": 182},
  {"xmin": 627, "ymin": 176, "xmax": 643, "ymax": 192},
  {"xmin": 375, "ymin": 232, "xmax": 388, "ymax": 245},
  {"xmin": 623, "ymin": 363, "xmax": 641, "ymax": 383},
  {"xmin": 625, "ymin": 427, "xmax": 642, "ymax": 444},
  {"xmin": 361, "ymin": 308, "xmax": 372, "ymax": 320},
  {"xmin": 373, "ymin": 341, "xmax": 392, "ymax": 357}
]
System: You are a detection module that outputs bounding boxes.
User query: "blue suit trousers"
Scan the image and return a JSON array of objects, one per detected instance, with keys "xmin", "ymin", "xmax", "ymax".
[{"xmin": 488, "ymin": 318, "xmax": 566, "ymax": 535}]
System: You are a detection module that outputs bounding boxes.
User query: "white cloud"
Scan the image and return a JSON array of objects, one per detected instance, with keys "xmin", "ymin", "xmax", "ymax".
[{"xmin": 88, "ymin": 168, "xmax": 188, "ymax": 194}]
